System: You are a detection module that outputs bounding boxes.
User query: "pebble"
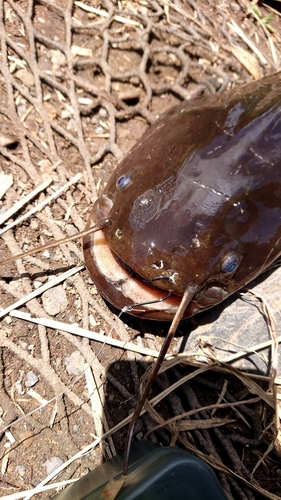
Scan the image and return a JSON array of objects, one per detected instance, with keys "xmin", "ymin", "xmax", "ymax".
[
  {"xmin": 25, "ymin": 371, "xmax": 39, "ymax": 387},
  {"xmin": 34, "ymin": 280, "xmax": 43, "ymax": 289},
  {"xmin": 15, "ymin": 465, "xmax": 26, "ymax": 477},
  {"xmin": 94, "ymin": 125, "xmax": 104, "ymax": 135},
  {"xmin": 89, "ymin": 313, "xmax": 97, "ymax": 327},
  {"xmin": 16, "ymin": 102, "xmax": 27, "ymax": 116},
  {"xmin": 42, "ymin": 285, "xmax": 68, "ymax": 316},
  {"xmin": 18, "ymin": 340, "xmax": 29, "ymax": 350},
  {"xmin": 64, "ymin": 350, "xmax": 84, "ymax": 376},
  {"xmin": 61, "ymin": 109, "xmax": 72, "ymax": 120},
  {"xmin": 98, "ymin": 108, "xmax": 107, "ymax": 117},
  {"xmin": 67, "ymin": 118, "xmax": 77, "ymax": 131},
  {"xmin": 44, "ymin": 457, "xmax": 64, "ymax": 475},
  {"xmin": 46, "ymin": 49, "xmax": 66, "ymax": 69}
]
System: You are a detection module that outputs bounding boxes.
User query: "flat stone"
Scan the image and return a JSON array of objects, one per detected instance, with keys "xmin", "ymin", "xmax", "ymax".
[
  {"xmin": 42, "ymin": 285, "xmax": 68, "ymax": 316},
  {"xmin": 64, "ymin": 350, "xmax": 84, "ymax": 376},
  {"xmin": 179, "ymin": 266, "xmax": 281, "ymax": 376}
]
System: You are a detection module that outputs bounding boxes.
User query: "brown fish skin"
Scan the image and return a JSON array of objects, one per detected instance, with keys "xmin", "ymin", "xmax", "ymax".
[{"xmin": 83, "ymin": 72, "xmax": 281, "ymax": 320}]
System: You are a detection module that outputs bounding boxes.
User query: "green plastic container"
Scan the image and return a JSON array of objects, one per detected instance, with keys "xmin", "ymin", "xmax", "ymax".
[{"xmin": 53, "ymin": 442, "xmax": 229, "ymax": 500}]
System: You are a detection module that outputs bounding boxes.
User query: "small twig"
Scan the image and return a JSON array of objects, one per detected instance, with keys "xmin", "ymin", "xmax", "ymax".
[
  {"xmin": 0, "ymin": 266, "xmax": 84, "ymax": 318},
  {"xmin": 8, "ymin": 310, "xmax": 163, "ymax": 359},
  {"xmin": 227, "ymin": 18, "xmax": 268, "ymax": 65},
  {"xmin": 0, "ymin": 172, "xmax": 82, "ymax": 235}
]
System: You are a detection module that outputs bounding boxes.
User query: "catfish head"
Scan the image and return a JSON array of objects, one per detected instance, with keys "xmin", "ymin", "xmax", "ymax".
[{"xmin": 83, "ymin": 72, "xmax": 281, "ymax": 320}]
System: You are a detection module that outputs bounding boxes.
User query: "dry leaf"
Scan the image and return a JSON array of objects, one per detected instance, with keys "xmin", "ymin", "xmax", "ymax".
[
  {"xmin": 231, "ymin": 45, "xmax": 262, "ymax": 80},
  {"xmin": 101, "ymin": 476, "xmax": 126, "ymax": 500},
  {"xmin": 71, "ymin": 45, "xmax": 93, "ymax": 57}
]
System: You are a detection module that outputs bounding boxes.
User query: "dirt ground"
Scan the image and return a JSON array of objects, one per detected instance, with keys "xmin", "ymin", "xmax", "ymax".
[{"xmin": 1, "ymin": 1, "xmax": 281, "ymax": 499}]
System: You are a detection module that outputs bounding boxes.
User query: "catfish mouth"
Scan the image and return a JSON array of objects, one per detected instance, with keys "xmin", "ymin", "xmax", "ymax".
[
  {"xmin": 83, "ymin": 226, "xmax": 197, "ymax": 321},
  {"xmin": 83, "ymin": 227, "xmax": 230, "ymax": 320}
]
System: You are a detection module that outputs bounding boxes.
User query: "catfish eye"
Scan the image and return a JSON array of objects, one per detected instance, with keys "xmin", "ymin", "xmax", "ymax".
[
  {"xmin": 116, "ymin": 174, "xmax": 131, "ymax": 190},
  {"xmin": 221, "ymin": 251, "xmax": 240, "ymax": 274}
]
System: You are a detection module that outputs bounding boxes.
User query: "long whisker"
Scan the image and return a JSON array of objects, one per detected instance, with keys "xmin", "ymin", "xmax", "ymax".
[
  {"xmin": 122, "ymin": 285, "xmax": 196, "ymax": 477},
  {"xmin": 0, "ymin": 218, "xmax": 109, "ymax": 266},
  {"xmin": 121, "ymin": 292, "xmax": 172, "ymax": 313}
]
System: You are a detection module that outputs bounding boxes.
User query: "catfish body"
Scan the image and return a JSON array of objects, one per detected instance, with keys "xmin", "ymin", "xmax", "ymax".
[{"xmin": 83, "ymin": 72, "xmax": 281, "ymax": 320}]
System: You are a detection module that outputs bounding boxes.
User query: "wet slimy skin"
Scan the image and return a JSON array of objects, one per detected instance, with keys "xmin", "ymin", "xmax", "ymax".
[{"xmin": 83, "ymin": 72, "xmax": 281, "ymax": 321}]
